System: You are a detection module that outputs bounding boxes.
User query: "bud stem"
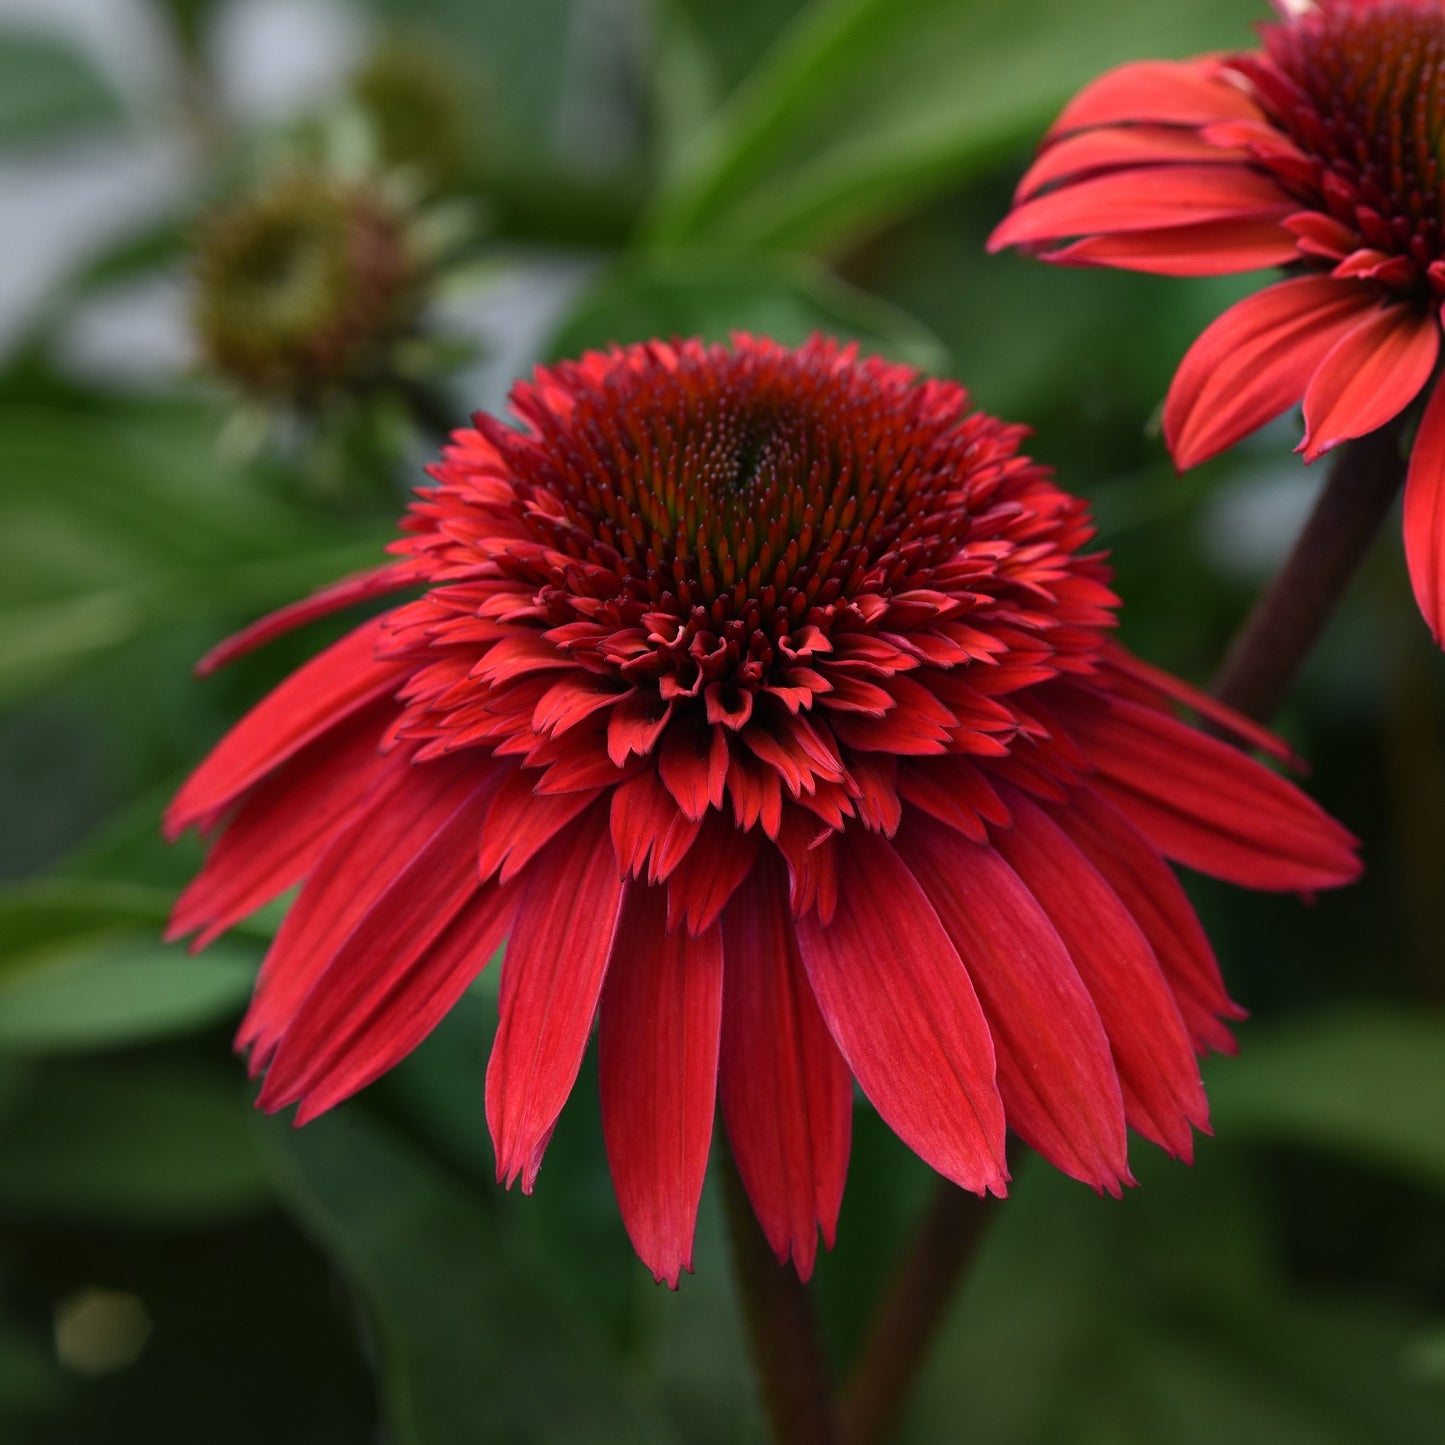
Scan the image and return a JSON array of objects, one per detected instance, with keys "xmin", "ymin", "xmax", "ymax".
[{"xmin": 1209, "ymin": 419, "xmax": 1409, "ymax": 722}]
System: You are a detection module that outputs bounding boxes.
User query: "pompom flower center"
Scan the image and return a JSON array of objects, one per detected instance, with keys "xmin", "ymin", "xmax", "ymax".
[{"xmin": 387, "ymin": 339, "xmax": 1114, "ymax": 867}]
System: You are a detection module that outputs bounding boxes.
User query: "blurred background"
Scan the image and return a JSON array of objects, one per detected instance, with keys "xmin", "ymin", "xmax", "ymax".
[{"xmin": 0, "ymin": 0, "xmax": 1442, "ymax": 1440}]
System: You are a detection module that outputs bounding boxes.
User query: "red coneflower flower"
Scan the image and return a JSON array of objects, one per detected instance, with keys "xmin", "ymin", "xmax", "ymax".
[
  {"xmin": 989, "ymin": 0, "xmax": 1445, "ymax": 642},
  {"xmin": 166, "ymin": 336, "xmax": 1359, "ymax": 1286}
]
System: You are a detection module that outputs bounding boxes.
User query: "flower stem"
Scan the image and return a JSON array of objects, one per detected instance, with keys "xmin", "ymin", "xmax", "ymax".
[
  {"xmin": 839, "ymin": 1186, "xmax": 996, "ymax": 1445},
  {"xmin": 1208, "ymin": 420, "xmax": 1409, "ymax": 722},
  {"xmin": 719, "ymin": 1141, "xmax": 841, "ymax": 1445}
]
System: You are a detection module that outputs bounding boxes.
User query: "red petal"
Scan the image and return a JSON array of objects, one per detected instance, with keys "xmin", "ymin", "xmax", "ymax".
[
  {"xmin": 990, "ymin": 793, "xmax": 1207, "ymax": 1159},
  {"xmin": 792, "ymin": 831, "xmax": 1008, "ymax": 1196},
  {"xmin": 1015, "ymin": 125, "xmax": 1248, "ymax": 202},
  {"xmin": 1050, "ymin": 790, "xmax": 1244, "ymax": 1056},
  {"xmin": 195, "ymin": 564, "xmax": 417, "ymax": 676},
  {"xmin": 1046, "ymin": 59, "xmax": 1261, "ymax": 138},
  {"xmin": 898, "ymin": 815, "xmax": 1130, "ymax": 1193},
  {"xmin": 598, "ymin": 883, "xmax": 723, "ymax": 1288},
  {"xmin": 719, "ymin": 857, "xmax": 850, "ymax": 1279},
  {"xmin": 478, "ymin": 767, "xmax": 601, "ymax": 883},
  {"xmin": 167, "ymin": 700, "xmax": 392, "ymax": 949},
  {"xmin": 989, "ymin": 166, "xmax": 1292, "ymax": 252},
  {"xmin": 664, "ymin": 812, "xmax": 760, "ymax": 935},
  {"xmin": 1063, "ymin": 690, "xmax": 1361, "ymax": 891},
  {"xmin": 1163, "ymin": 276, "xmax": 1377, "ymax": 468},
  {"xmin": 1404, "ymin": 378, "xmax": 1445, "ymax": 644},
  {"xmin": 1043, "ymin": 218, "xmax": 1298, "ymax": 276},
  {"xmin": 166, "ymin": 618, "xmax": 409, "ymax": 838},
  {"xmin": 1300, "ymin": 304, "xmax": 1438, "ymax": 461},
  {"xmin": 486, "ymin": 803, "xmax": 625, "ymax": 1192},
  {"xmin": 258, "ymin": 778, "xmax": 510, "ymax": 1116}
]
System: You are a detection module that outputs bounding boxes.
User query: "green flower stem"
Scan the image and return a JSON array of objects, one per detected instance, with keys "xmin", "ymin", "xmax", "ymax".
[
  {"xmin": 1209, "ymin": 419, "xmax": 1410, "ymax": 722},
  {"xmin": 719, "ymin": 1141, "xmax": 841, "ymax": 1445},
  {"xmin": 839, "ymin": 1186, "xmax": 996, "ymax": 1445}
]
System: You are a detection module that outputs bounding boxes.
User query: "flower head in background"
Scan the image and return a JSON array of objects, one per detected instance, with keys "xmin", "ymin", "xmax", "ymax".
[
  {"xmin": 193, "ymin": 169, "xmax": 422, "ymax": 403},
  {"xmin": 167, "ymin": 336, "xmax": 1358, "ymax": 1286},
  {"xmin": 990, "ymin": 0, "xmax": 1445, "ymax": 642}
]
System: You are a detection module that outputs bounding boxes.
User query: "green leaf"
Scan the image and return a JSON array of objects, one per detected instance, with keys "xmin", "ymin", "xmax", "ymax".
[
  {"xmin": 547, "ymin": 252, "xmax": 949, "ymax": 371},
  {"xmin": 0, "ymin": 404, "xmax": 390, "ymax": 703},
  {"xmin": 644, "ymin": 0, "xmax": 1262, "ymax": 250},
  {"xmin": 0, "ymin": 878, "xmax": 262, "ymax": 1053},
  {"xmin": 259, "ymin": 1111, "xmax": 679, "ymax": 1445},
  {"xmin": 1205, "ymin": 1011, "xmax": 1445, "ymax": 1194},
  {"xmin": 0, "ymin": 33, "xmax": 125, "ymax": 146},
  {"xmin": 0, "ymin": 1058, "xmax": 269, "ymax": 1223}
]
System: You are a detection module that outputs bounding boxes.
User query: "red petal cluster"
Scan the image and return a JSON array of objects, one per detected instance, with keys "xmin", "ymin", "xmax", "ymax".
[
  {"xmin": 989, "ymin": 0, "xmax": 1445, "ymax": 643},
  {"xmin": 167, "ymin": 336, "xmax": 1359, "ymax": 1286}
]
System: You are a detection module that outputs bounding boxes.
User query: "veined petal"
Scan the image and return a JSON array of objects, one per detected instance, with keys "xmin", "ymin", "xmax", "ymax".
[
  {"xmin": 1404, "ymin": 378, "xmax": 1445, "ymax": 644},
  {"xmin": 989, "ymin": 166, "xmax": 1292, "ymax": 252},
  {"xmin": 1043, "ymin": 218, "xmax": 1299, "ymax": 276},
  {"xmin": 599, "ymin": 883, "xmax": 723, "ymax": 1288},
  {"xmin": 793, "ymin": 831, "xmax": 1008, "ymax": 1197},
  {"xmin": 898, "ymin": 815, "xmax": 1130, "ymax": 1194},
  {"xmin": 1014, "ymin": 125, "xmax": 1250, "ymax": 203},
  {"xmin": 165, "ymin": 618, "xmax": 409, "ymax": 838},
  {"xmin": 1063, "ymin": 690, "xmax": 1361, "ymax": 891},
  {"xmin": 1163, "ymin": 276, "xmax": 1378, "ymax": 469},
  {"xmin": 990, "ymin": 793, "xmax": 1207, "ymax": 1159},
  {"xmin": 1300, "ymin": 303, "xmax": 1438, "ymax": 461},
  {"xmin": 1046, "ymin": 58, "xmax": 1263, "ymax": 138},
  {"xmin": 719, "ymin": 857, "xmax": 850, "ymax": 1279},
  {"xmin": 486, "ymin": 803, "xmax": 625, "ymax": 1192}
]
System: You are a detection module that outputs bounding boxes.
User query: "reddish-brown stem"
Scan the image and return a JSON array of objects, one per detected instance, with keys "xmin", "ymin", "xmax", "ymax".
[
  {"xmin": 719, "ymin": 1142, "xmax": 841, "ymax": 1445},
  {"xmin": 1208, "ymin": 420, "xmax": 1409, "ymax": 722},
  {"xmin": 839, "ymin": 1187, "xmax": 996, "ymax": 1445}
]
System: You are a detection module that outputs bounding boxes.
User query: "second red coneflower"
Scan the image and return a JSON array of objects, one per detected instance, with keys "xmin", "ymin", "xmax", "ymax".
[
  {"xmin": 167, "ymin": 336, "xmax": 1359, "ymax": 1286},
  {"xmin": 990, "ymin": 0, "xmax": 1445, "ymax": 643}
]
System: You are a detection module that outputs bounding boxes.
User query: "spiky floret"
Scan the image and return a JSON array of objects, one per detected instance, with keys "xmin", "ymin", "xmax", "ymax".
[
  {"xmin": 988, "ymin": 0, "xmax": 1445, "ymax": 645},
  {"xmin": 166, "ymin": 336, "xmax": 1360, "ymax": 1287}
]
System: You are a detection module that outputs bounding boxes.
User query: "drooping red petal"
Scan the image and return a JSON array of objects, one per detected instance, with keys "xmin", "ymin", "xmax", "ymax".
[
  {"xmin": 1014, "ymin": 125, "xmax": 1249, "ymax": 202},
  {"xmin": 989, "ymin": 792, "xmax": 1207, "ymax": 1159},
  {"xmin": 1299, "ymin": 303, "xmax": 1438, "ymax": 461},
  {"xmin": 1062, "ymin": 689, "xmax": 1361, "ymax": 891},
  {"xmin": 251, "ymin": 760, "xmax": 500, "ymax": 1103},
  {"xmin": 1163, "ymin": 276, "xmax": 1378, "ymax": 469},
  {"xmin": 1044, "ymin": 59, "xmax": 1262, "ymax": 138},
  {"xmin": 1043, "ymin": 218, "xmax": 1299, "ymax": 276},
  {"xmin": 897, "ymin": 815, "xmax": 1130, "ymax": 1193},
  {"xmin": 167, "ymin": 700, "xmax": 392, "ymax": 949},
  {"xmin": 989, "ymin": 166, "xmax": 1292, "ymax": 252},
  {"xmin": 237, "ymin": 753, "xmax": 499, "ymax": 1066},
  {"xmin": 1404, "ymin": 377, "xmax": 1445, "ymax": 644},
  {"xmin": 792, "ymin": 831, "xmax": 1008, "ymax": 1197},
  {"xmin": 1049, "ymin": 790, "xmax": 1244, "ymax": 1056},
  {"xmin": 598, "ymin": 882, "xmax": 723, "ymax": 1288},
  {"xmin": 165, "ymin": 618, "xmax": 409, "ymax": 838},
  {"xmin": 719, "ymin": 856, "xmax": 851, "ymax": 1279},
  {"xmin": 195, "ymin": 563, "xmax": 418, "ymax": 676},
  {"xmin": 486, "ymin": 802, "xmax": 625, "ymax": 1192}
]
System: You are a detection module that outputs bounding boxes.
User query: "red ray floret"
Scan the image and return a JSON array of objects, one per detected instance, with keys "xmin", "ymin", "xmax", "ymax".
[
  {"xmin": 169, "ymin": 335, "xmax": 1360, "ymax": 1285},
  {"xmin": 989, "ymin": 0, "xmax": 1445, "ymax": 644}
]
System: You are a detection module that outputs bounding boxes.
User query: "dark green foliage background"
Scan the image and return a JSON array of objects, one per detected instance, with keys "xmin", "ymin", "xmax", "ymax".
[{"xmin": 1, "ymin": 1, "xmax": 1442, "ymax": 1440}]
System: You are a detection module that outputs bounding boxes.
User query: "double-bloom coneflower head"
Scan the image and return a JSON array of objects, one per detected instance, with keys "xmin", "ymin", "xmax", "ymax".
[
  {"xmin": 167, "ymin": 336, "xmax": 1358, "ymax": 1285},
  {"xmin": 990, "ymin": 0, "xmax": 1445, "ymax": 642}
]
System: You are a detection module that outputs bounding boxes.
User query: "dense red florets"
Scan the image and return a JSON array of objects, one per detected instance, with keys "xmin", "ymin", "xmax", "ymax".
[{"xmin": 166, "ymin": 336, "xmax": 1360, "ymax": 1287}]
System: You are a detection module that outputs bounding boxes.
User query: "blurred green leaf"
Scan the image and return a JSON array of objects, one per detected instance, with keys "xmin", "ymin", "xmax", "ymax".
[
  {"xmin": 547, "ymin": 252, "xmax": 949, "ymax": 370},
  {"xmin": 0, "ymin": 405, "xmax": 390, "ymax": 703},
  {"xmin": 259, "ymin": 1111, "xmax": 679, "ymax": 1445},
  {"xmin": 1206, "ymin": 1011, "xmax": 1445, "ymax": 1194},
  {"xmin": 0, "ymin": 938, "xmax": 254, "ymax": 1054},
  {"xmin": 0, "ymin": 878, "xmax": 263, "ymax": 1053},
  {"xmin": 0, "ymin": 32, "xmax": 125, "ymax": 146},
  {"xmin": 0, "ymin": 1058, "xmax": 268, "ymax": 1223},
  {"xmin": 645, "ymin": 0, "xmax": 1260, "ymax": 250}
]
